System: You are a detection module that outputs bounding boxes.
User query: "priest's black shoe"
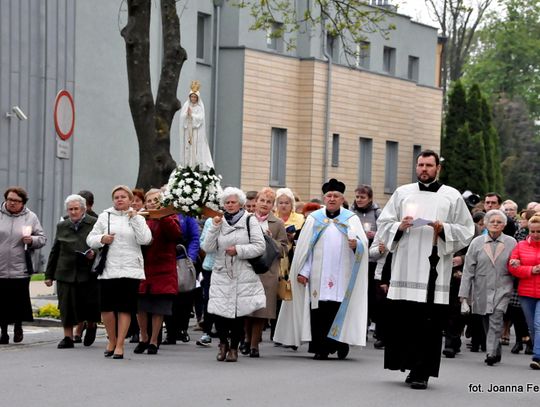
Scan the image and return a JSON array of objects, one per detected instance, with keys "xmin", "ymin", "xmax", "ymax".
[
  {"xmin": 410, "ymin": 379, "xmax": 429, "ymax": 390},
  {"xmin": 337, "ymin": 344, "xmax": 349, "ymax": 360},
  {"xmin": 313, "ymin": 353, "xmax": 328, "ymax": 360},
  {"xmin": 442, "ymin": 347, "xmax": 456, "ymax": 358}
]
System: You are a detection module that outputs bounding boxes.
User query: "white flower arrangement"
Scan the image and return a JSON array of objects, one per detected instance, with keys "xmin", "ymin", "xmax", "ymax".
[{"xmin": 163, "ymin": 164, "xmax": 222, "ymax": 217}]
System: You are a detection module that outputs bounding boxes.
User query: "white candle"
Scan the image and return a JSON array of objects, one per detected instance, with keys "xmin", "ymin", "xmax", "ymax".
[
  {"xmin": 363, "ymin": 222, "xmax": 372, "ymax": 232},
  {"xmin": 22, "ymin": 225, "xmax": 32, "ymax": 237},
  {"xmin": 404, "ymin": 202, "xmax": 418, "ymax": 218}
]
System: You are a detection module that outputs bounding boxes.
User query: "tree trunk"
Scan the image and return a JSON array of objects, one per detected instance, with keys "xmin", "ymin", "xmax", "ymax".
[{"xmin": 121, "ymin": 0, "xmax": 187, "ymax": 191}]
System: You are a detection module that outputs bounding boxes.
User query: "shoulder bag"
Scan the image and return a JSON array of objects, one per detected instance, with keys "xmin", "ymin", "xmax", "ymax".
[
  {"xmin": 246, "ymin": 215, "xmax": 280, "ymax": 274},
  {"xmin": 177, "ymin": 244, "xmax": 197, "ymax": 292},
  {"xmin": 91, "ymin": 213, "xmax": 110, "ymax": 275}
]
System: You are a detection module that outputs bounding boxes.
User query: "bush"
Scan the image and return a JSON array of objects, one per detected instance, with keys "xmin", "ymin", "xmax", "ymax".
[{"xmin": 36, "ymin": 303, "xmax": 60, "ymax": 319}]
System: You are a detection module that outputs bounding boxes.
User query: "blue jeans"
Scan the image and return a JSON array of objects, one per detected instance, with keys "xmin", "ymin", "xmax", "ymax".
[{"xmin": 519, "ymin": 296, "xmax": 540, "ymax": 360}]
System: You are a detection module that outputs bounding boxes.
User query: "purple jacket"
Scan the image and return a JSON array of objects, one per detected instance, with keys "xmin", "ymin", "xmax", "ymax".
[{"xmin": 177, "ymin": 214, "xmax": 200, "ymax": 262}]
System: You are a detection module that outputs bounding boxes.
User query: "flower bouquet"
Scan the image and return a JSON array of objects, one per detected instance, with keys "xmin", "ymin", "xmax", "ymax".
[{"xmin": 145, "ymin": 165, "xmax": 223, "ymax": 219}]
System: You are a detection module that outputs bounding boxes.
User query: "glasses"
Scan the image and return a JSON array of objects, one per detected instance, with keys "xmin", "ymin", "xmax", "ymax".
[{"xmin": 6, "ymin": 198, "xmax": 23, "ymax": 203}]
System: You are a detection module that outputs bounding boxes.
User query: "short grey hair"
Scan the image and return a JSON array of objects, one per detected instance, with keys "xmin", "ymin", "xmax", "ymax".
[
  {"xmin": 64, "ymin": 194, "xmax": 87, "ymax": 211},
  {"xmin": 502, "ymin": 200, "xmax": 518, "ymax": 210},
  {"xmin": 485, "ymin": 209, "xmax": 507, "ymax": 226},
  {"xmin": 219, "ymin": 187, "xmax": 246, "ymax": 206}
]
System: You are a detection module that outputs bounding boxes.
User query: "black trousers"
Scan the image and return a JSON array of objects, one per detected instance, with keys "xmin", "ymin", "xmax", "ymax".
[
  {"xmin": 308, "ymin": 300, "xmax": 347, "ymax": 355},
  {"xmin": 214, "ymin": 315, "xmax": 244, "ymax": 349},
  {"xmin": 384, "ymin": 299, "xmax": 448, "ymax": 379}
]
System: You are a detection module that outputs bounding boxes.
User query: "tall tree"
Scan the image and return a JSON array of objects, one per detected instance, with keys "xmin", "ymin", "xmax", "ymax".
[
  {"xmin": 121, "ymin": 0, "xmax": 186, "ymax": 190},
  {"xmin": 481, "ymin": 96, "xmax": 503, "ymax": 192},
  {"xmin": 463, "ymin": 0, "xmax": 540, "ymax": 118},
  {"xmin": 424, "ymin": 0, "xmax": 494, "ymax": 92},
  {"xmin": 492, "ymin": 96, "xmax": 540, "ymax": 206},
  {"xmin": 440, "ymin": 80, "xmax": 467, "ymax": 184}
]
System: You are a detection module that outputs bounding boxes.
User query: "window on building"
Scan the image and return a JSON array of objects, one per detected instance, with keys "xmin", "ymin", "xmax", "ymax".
[
  {"xmin": 332, "ymin": 134, "xmax": 340, "ymax": 167},
  {"xmin": 326, "ymin": 33, "xmax": 339, "ymax": 60},
  {"xmin": 267, "ymin": 22, "xmax": 284, "ymax": 52},
  {"xmin": 359, "ymin": 137, "xmax": 373, "ymax": 185},
  {"xmin": 383, "ymin": 46, "xmax": 396, "ymax": 75},
  {"xmin": 356, "ymin": 41, "xmax": 370, "ymax": 69},
  {"xmin": 385, "ymin": 141, "xmax": 398, "ymax": 193},
  {"xmin": 270, "ymin": 128, "xmax": 287, "ymax": 187},
  {"xmin": 412, "ymin": 144, "xmax": 422, "ymax": 182},
  {"xmin": 197, "ymin": 13, "xmax": 211, "ymax": 61},
  {"xmin": 408, "ymin": 56, "xmax": 419, "ymax": 82}
]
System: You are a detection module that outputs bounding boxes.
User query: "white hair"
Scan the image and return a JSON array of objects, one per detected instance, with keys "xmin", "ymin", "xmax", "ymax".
[
  {"xmin": 276, "ymin": 188, "xmax": 296, "ymax": 205},
  {"xmin": 219, "ymin": 187, "xmax": 246, "ymax": 206},
  {"xmin": 485, "ymin": 209, "xmax": 507, "ymax": 226},
  {"xmin": 64, "ymin": 194, "xmax": 86, "ymax": 211}
]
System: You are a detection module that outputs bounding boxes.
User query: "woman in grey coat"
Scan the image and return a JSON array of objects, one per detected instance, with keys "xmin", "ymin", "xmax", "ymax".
[
  {"xmin": 202, "ymin": 187, "xmax": 266, "ymax": 362},
  {"xmin": 458, "ymin": 209, "xmax": 517, "ymax": 366},
  {"xmin": 0, "ymin": 186, "xmax": 46, "ymax": 344}
]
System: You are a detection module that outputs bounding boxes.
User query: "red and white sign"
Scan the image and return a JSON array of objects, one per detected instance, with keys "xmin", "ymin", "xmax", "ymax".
[{"xmin": 54, "ymin": 90, "xmax": 75, "ymax": 141}]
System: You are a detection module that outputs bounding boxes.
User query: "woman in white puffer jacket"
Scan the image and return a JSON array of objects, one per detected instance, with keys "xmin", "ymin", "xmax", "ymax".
[
  {"xmin": 202, "ymin": 187, "xmax": 266, "ymax": 363},
  {"xmin": 87, "ymin": 185, "xmax": 152, "ymax": 359}
]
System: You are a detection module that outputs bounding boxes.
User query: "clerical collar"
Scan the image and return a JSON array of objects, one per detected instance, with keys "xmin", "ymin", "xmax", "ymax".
[
  {"xmin": 326, "ymin": 209, "xmax": 340, "ymax": 219},
  {"xmin": 418, "ymin": 180, "xmax": 442, "ymax": 192}
]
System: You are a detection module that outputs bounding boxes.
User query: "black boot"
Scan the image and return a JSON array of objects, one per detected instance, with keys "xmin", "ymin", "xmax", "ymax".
[
  {"xmin": 525, "ymin": 339, "xmax": 534, "ymax": 355},
  {"xmin": 511, "ymin": 341, "xmax": 523, "ymax": 354}
]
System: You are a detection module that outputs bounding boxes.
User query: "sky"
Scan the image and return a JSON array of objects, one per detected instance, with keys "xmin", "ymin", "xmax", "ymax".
[{"xmin": 393, "ymin": 0, "xmax": 435, "ymax": 25}]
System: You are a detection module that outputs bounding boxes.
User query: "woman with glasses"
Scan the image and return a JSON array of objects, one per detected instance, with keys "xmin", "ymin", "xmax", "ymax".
[
  {"xmin": 459, "ymin": 209, "xmax": 517, "ymax": 366},
  {"xmin": 0, "ymin": 186, "xmax": 46, "ymax": 344}
]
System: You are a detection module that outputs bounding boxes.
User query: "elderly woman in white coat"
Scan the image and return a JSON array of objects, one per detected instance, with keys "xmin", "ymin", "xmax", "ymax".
[
  {"xmin": 202, "ymin": 187, "xmax": 266, "ymax": 362},
  {"xmin": 458, "ymin": 209, "xmax": 517, "ymax": 366},
  {"xmin": 87, "ymin": 185, "xmax": 152, "ymax": 359}
]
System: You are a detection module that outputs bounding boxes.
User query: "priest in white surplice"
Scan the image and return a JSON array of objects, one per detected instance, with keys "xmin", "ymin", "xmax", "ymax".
[
  {"xmin": 273, "ymin": 179, "xmax": 369, "ymax": 360},
  {"xmin": 377, "ymin": 150, "xmax": 474, "ymax": 389}
]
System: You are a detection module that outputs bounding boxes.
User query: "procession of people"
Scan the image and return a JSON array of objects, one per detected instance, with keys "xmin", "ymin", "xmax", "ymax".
[{"xmin": 2, "ymin": 81, "xmax": 539, "ymax": 391}]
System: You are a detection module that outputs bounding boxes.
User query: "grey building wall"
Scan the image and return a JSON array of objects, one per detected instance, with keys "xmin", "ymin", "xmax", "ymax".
[{"xmin": 0, "ymin": 0, "xmax": 76, "ymax": 267}]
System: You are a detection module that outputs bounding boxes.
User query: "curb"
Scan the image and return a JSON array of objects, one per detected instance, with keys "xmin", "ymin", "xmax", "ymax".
[{"xmin": 31, "ymin": 317, "xmax": 63, "ymax": 327}]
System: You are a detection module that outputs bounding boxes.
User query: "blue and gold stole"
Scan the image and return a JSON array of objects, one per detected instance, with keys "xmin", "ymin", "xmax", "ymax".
[{"xmin": 307, "ymin": 209, "xmax": 364, "ymax": 341}]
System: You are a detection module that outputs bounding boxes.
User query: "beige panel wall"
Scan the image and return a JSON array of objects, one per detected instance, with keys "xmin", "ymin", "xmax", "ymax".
[{"xmin": 241, "ymin": 49, "xmax": 442, "ymax": 207}]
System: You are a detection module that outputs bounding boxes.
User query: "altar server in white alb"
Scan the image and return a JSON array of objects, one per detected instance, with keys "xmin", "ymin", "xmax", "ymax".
[
  {"xmin": 377, "ymin": 150, "xmax": 474, "ymax": 389},
  {"xmin": 274, "ymin": 179, "xmax": 369, "ymax": 360}
]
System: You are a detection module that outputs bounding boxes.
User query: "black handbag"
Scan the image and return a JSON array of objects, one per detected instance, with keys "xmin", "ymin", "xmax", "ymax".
[
  {"xmin": 246, "ymin": 215, "xmax": 280, "ymax": 274},
  {"xmin": 91, "ymin": 213, "xmax": 110, "ymax": 275}
]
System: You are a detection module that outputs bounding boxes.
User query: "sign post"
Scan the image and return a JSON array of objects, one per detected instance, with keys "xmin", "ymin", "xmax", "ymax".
[{"xmin": 54, "ymin": 90, "xmax": 75, "ymax": 159}]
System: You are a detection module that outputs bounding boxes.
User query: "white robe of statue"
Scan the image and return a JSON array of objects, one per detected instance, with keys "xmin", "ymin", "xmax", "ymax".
[{"xmin": 179, "ymin": 92, "xmax": 214, "ymax": 170}]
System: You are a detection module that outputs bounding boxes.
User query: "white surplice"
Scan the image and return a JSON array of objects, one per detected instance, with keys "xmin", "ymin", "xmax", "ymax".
[{"xmin": 376, "ymin": 183, "xmax": 474, "ymax": 305}]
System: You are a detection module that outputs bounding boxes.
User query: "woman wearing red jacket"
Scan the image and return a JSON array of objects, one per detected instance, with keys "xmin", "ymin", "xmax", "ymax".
[
  {"xmin": 509, "ymin": 215, "xmax": 540, "ymax": 370},
  {"xmin": 135, "ymin": 189, "xmax": 181, "ymax": 355}
]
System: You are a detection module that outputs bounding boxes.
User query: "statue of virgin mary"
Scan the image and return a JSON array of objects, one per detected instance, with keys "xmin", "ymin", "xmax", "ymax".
[{"xmin": 179, "ymin": 81, "xmax": 214, "ymax": 170}]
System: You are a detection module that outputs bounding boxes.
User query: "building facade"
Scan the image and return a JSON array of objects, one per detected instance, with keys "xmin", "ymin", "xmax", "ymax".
[{"xmin": 0, "ymin": 0, "xmax": 441, "ymax": 265}]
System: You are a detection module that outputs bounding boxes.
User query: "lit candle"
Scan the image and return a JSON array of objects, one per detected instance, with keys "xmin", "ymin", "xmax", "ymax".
[
  {"xmin": 363, "ymin": 222, "xmax": 372, "ymax": 232},
  {"xmin": 22, "ymin": 226, "xmax": 32, "ymax": 250},
  {"xmin": 404, "ymin": 202, "xmax": 418, "ymax": 218}
]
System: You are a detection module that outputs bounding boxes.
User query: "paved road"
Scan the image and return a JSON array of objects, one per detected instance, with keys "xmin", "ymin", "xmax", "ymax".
[{"xmin": 1, "ymin": 322, "xmax": 538, "ymax": 407}]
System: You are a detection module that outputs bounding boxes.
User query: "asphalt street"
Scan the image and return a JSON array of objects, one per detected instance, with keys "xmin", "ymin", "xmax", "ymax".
[{"xmin": 1, "ymin": 320, "xmax": 539, "ymax": 407}]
